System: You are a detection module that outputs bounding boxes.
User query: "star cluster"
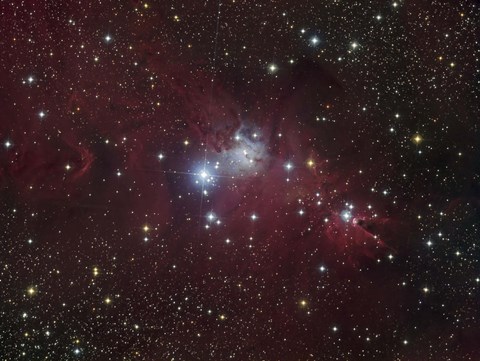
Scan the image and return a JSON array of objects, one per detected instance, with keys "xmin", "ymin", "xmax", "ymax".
[{"xmin": 0, "ymin": 0, "xmax": 479, "ymax": 360}]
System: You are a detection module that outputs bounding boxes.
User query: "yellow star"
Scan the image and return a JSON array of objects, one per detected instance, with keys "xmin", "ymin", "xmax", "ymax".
[
  {"xmin": 412, "ymin": 134, "xmax": 423, "ymax": 145},
  {"xmin": 27, "ymin": 287, "xmax": 36, "ymax": 296}
]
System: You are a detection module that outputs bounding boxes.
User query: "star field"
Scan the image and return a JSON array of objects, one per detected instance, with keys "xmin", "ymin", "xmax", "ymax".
[{"xmin": 0, "ymin": 0, "xmax": 479, "ymax": 360}]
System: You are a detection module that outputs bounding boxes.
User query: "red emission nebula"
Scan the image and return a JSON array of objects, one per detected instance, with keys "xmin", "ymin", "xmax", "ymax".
[{"xmin": 0, "ymin": 1, "xmax": 478, "ymax": 360}]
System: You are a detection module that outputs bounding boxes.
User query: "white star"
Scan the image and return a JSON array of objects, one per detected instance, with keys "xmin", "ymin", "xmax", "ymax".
[
  {"xmin": 207, "ymin": 212, "xmax": 216, "ymax": 222},
  {"xmin": 341, "ymin": 210, "xmax": 352, "ymax": 221},
  {"xmin": 310, "ymin": 36, "xmax": 320, "ymax": 46},
  {"xmin": 268, "ymin": 64, "xmax": 278, "ymax": 73}
]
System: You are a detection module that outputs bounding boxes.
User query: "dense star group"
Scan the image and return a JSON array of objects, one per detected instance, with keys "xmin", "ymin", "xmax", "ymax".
[{"xmin": 0, "ymin": 0, "xmax": 478, "ymax": 360}]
